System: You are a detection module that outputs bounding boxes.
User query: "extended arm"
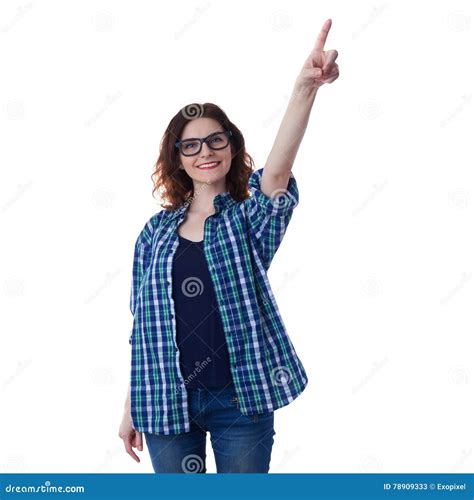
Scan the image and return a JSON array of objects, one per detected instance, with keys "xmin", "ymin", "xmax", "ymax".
[{"xmin": 261, "ymin": 18, "xmax": 339, "ymax": 198}]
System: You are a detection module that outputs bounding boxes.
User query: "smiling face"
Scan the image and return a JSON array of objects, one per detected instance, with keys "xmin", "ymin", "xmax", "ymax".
[{"xmin": 177, "ymin": 118, "xmax": 233, "ymax": 191}]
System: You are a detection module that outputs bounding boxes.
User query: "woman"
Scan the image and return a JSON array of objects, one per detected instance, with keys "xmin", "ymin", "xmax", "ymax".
[{"xmin": 118, "ymin": 18, "xmax": 339, "ymax": 473}]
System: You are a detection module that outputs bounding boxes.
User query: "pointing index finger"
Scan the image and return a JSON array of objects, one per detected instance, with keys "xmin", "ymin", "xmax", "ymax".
[{"xmin": 314, "ymin": 18, "xmax": 332, "ymax": 52}]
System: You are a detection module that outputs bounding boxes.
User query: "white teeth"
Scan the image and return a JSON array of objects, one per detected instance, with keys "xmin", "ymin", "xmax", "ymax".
[{"xmin": 197, "ymin": 161, "xmax": 219, "ymax": 169}]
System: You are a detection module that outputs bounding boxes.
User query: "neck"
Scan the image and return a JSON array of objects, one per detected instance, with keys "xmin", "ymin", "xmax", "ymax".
[{"xmin": 188, "ymin": 179, "xmax": 226, "ymax": 214}]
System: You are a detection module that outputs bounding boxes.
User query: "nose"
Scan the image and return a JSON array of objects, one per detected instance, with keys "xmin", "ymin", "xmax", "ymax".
[{"xmin": 200, "ymin": 142, "xmax": 215, "ymax": 156}]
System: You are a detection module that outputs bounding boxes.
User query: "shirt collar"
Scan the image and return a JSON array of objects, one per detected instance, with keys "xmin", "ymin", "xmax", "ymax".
[{"xmin": 167, "ymin": 192, "xmax": 237, "ymax": 220}]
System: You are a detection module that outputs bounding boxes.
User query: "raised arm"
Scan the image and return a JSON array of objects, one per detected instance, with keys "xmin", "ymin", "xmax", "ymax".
[{"xmin": 260, "ymin": 18, "xmax": 339, "ymax": 198}]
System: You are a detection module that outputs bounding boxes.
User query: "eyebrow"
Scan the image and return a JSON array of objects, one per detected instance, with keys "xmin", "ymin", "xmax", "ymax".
[{"xmin": 180, "ymin": 129, "xmax": 224, "ymax": 142}]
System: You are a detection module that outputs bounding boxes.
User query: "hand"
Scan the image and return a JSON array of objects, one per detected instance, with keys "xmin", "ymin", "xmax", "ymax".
[
  {"xmin": 295, "ymin": 18, "xmax": 339, "ymax": 92},
  {"xmin": 118, "ymin": 412, "xmax": 143, "ymax": 463}
]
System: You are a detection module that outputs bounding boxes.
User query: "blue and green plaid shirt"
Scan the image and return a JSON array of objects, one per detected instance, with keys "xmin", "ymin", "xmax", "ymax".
[{"xmin": 129, "ymin": 167, "xmax": 308, "ymax": 435}]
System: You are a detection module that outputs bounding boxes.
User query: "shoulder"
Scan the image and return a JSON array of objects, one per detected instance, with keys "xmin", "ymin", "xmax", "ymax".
[
  {"xmin": 247, "ymin": 167, "xmax": 298, "ymax": 194},
  {"xmin": 151, "ymin": 209, "xmax": 168, "ymax": 225},
  {"xmin": 137, "ymin": 209, "xmax": 168, "ymax": 245},
  {"xmin": 146, "ymin": 209, "xmax": 167, "ymax": 229},
  {"xmin": 246, "ymin": 167, "xmax": 266, "ymax": 192},
  {"xmin": 244, "ymin": 167, "xmax": 299, "ymax": 216}
]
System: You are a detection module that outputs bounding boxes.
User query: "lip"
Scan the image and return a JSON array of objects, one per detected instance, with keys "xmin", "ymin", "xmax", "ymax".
[{"xmin": 195, "ymin": 161, "xmax": 221, "ymax": 169}]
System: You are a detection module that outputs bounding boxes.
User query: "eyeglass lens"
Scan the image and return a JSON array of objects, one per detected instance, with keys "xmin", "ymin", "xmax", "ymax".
[{"xmin": 180, "ymin": 132, "xmax": 229, "ymax": 156}]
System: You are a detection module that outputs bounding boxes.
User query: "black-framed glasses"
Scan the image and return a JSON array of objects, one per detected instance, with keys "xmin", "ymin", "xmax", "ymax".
[{"xmin": 175, "ymin": 130, "xmax": 233, "ymax": 157}]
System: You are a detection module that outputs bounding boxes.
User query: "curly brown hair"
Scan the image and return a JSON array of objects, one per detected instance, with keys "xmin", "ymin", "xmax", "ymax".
[{"xmin": 151, "ymin": 103, "xmax": 255, "ymax": 211}]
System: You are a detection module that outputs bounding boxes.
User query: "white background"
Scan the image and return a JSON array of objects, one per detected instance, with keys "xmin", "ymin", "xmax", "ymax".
[{"xmin": 0, "ymin": 0, "xmax": 473, "ymax": 473}]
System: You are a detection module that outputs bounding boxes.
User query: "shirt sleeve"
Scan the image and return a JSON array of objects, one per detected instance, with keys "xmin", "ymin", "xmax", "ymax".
[
  {"xmin": 129, "ymin": 211, "xmax": 163, "ymax": 345},
  {"xmin": 243, "ymin": 167, "xmax": 299, "ymax": 271}
]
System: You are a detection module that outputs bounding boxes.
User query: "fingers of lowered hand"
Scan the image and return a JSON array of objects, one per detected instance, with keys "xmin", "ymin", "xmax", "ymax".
[
  {"xmin": 134, "ymin": 431, "xmax": 143, "ymax": 452},
  {"xmin": 124, "ymin": 434, "xmax": 141, "ymax": 463}
]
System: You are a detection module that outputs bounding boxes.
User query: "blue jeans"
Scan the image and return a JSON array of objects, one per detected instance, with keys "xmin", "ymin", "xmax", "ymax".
[{"xmin": 144, "ymin": 382, "xmax": 275, "ymax": 473}]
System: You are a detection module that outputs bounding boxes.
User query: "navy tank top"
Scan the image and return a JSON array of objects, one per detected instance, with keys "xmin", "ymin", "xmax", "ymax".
[{"xmin": 172, "ymin": 233, "xmax": 234, "ymax": 389}]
